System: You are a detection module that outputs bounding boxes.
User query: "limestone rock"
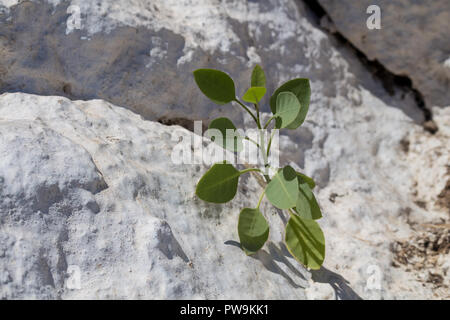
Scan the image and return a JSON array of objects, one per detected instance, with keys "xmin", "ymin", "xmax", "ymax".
[
  {"xmin": 0, "ymin": 0, "xmax": 448, "ymax": 299},
  {"xmin": 0, "ymin": 93, "xmax": 310, "ymax": 299},
  {"xmin": 0, "ymin": 93, "xmax": 448, "ymax": 299}
]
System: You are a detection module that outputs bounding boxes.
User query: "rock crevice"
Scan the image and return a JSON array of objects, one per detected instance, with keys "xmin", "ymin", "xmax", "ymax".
[{"xmin": 301, "ymin": 0, "xmax": 433, "ymax": 127}]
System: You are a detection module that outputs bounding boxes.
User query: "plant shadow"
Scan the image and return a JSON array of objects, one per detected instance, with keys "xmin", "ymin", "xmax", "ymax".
[
  {"xmin": 225, "ymin": 240, "xmax": 309, "ymax": 289},
  {"xmin": 225, "ymin": 239, "xmax": 363, "ymax": 300},
  {"xmin": 310, "ymin": 266, "xmax": 363, "ymax": 300}
]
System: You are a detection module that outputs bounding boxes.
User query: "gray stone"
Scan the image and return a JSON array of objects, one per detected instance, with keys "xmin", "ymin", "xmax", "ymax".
[
  {"xmin": 0, "ymin": 0, "xmax": 425, "ymax": 124},
  {"xmin": 318, "ymin": 0, "xmax": 450, "ymax": 108}
]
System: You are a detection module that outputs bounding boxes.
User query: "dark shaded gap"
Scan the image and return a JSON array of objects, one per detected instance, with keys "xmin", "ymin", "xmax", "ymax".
[
  {"xmin": 157, "ymin": 117, "xmax": 208, "ymax": 133},
  {"xmin": 300, "ymin": 0, "xmax": 434, "ymax": 132}
]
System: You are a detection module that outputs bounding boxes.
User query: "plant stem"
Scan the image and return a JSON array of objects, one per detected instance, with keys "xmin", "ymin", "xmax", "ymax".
[
  {"xmin": 259, "ymin": 129, "xmax": 271, "ymax": 183},
  {"xmin": 240, "ymin": 167, "xmax": 261, "ymax": 175},
  {"xmin": 234, "ymin": 98, "xmax": 260, "ymax": 128},
  {"xmin": 244, "ymin": 136, "xmax": 260, "ymax": 148},
  {"xmin": 256, "ymin": 189, "xmax": 265, "ymax": 209},
  {"xmin": 266, "ymin": 129, "xmax": 277, "ymax": 158},
  {"xmin": 254, "ymin": 103, "xmax": 261, "ymax": 129},
  {"xmin": 264, "ymin": 115, "xmax": 276, "ymax": 129}
]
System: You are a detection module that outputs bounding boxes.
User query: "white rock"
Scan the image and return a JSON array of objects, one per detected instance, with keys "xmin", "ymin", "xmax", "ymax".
[
  {"xmin": 0, "ymin": 93, "xmax": 448, "ymax": 299},
  {"xmin": 0, "ymin": 0, "xmax": 448, "ymax": 299},
  {"xmin": 0, "ymin": 93, "xmax": 310, "ymax": 299}
]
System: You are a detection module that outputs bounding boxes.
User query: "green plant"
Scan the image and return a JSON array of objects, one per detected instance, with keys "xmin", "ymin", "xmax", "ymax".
[{"xmin": 193, "ymin": 66, "xmax": 325, "ymax": 269}]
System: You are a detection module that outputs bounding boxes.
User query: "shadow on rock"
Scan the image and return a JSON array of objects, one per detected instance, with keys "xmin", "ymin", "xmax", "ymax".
[
  {"xmin": 225, "ymin": 239, "xmax": 362, "ymax": 299},
  {"xmin": 225, "ymin": 240, "xmax": 308, "ymax": 289},
  {"xmin": 310, "ymin": 267, "xmax": 363, "ymax": 300}
]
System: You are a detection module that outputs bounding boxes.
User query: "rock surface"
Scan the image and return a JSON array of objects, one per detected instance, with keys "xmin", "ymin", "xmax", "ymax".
[
  {"xmin": 0, "ymin": 93, "xmax": 448, "ymax": 299},
  {"xmin": 0, "ymin": 0, "xmax": 448, "ymax": 299},
  {"xmin": 0, "ymin": 0, "xmax": 425, "ymax": 124},
  {"xmin": 0, "ymin": 93, "xmax": 309, "ymax": 299},
  {"xmin": 317, "ymin": 0, "xmax": 450, "ymax": 108}
]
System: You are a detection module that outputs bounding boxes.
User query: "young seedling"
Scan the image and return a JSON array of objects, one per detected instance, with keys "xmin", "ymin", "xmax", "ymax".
[{"xmin": 193, "ymin": 66, "xmax": 325, "ymax": 270}]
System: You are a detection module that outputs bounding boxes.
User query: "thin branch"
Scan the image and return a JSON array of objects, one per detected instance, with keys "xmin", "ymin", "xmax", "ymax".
[
  {"xmin": 254, "ymin": 103, "xmax": 261, "ymax": 128},
  {"xmin": 266, "ymin": 129, "xmax": 277, "ymax": 158},
  {"xmin": 244, "ymin": 136, "xmax": 260, "ymax": 148},
  {"xmin": 240, "ymin": 167, "xmax": 262, "ymax": 175},
  {"xmin": 264, "ymin": 115, "xmax": 276, "ymax": 129},
  {"xmin": 256, "ymin": 189, "xmax": 266, "ymax": 209},
  {"xmin": 234, "ymin": 98, "xmax": 259, "ymax": 127}
]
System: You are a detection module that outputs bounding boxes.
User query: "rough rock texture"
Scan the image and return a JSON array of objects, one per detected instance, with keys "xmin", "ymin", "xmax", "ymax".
[
  {"xmin": 0, "ymin": 93, "xmax": 448, "ymax": 299},
  {"xmin": 317, "ymin": 0, "xmax": 450, "ymax": 108},
  {"xmin": 0, "ymin": 0, "xmax": 425, "ymax": 125},
  {"xmin": 0, "ymin": 0, "xmax": 449, "ymax": 299},
  {"xmin": 0, "ymin": 93, "xmax": 310, "ymax": 299}
]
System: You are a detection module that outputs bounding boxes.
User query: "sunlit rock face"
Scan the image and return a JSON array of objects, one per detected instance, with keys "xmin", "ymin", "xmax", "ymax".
[
  {"xmin": 0, "ymin": 93, "xmax": 308, "ymax": 299},
  {"xmin": 0, "ymin": 0, "xmax": 448, "ymax": 299},
  {"xmin": 0, "ymin": 92, "xmax": 448, "ymax": 299}
]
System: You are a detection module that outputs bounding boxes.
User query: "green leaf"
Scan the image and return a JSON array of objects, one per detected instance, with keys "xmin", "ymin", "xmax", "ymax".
[
  {"xmin": 238, "ymin": 208, "xmax": 269, "ymax": 254},
  {"xmin": 196, "ymin": 163, "xmax": 241, "ymax": 203},
  {"xmin": 270, "ymin": 78, "xmax": 310, "ymax": 129},
  {"xmin": 251, "ymin": 64, "xmax": 266, "ymax": 87},
  {"xmin": 193, "ymin": 69, "xmax": 236, "ymax": 105},
  {"xmin": 242, "ymin": 87, "xmax": 266, "ymax": 104},
  {"xmin": 275, "ymin": 92, "xmax": 301, "ymax": 128},
  {"xmin": 207, "ymin": 117, "xmax": 243, "ymax": 152},
  {"xmin": 294, "ymin": 180, "xmax": 322, "ymax": 220},
  {"xmin": 285, "ymin": 214, "xmax": 325, "ymax": 270},
  {"xmin": 296, "ymin": 172, "xmax": 315, "ymax": 189},
  {"xmin": 265, "ymin": 165, "xmax": 298, "ymax": 209}
]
